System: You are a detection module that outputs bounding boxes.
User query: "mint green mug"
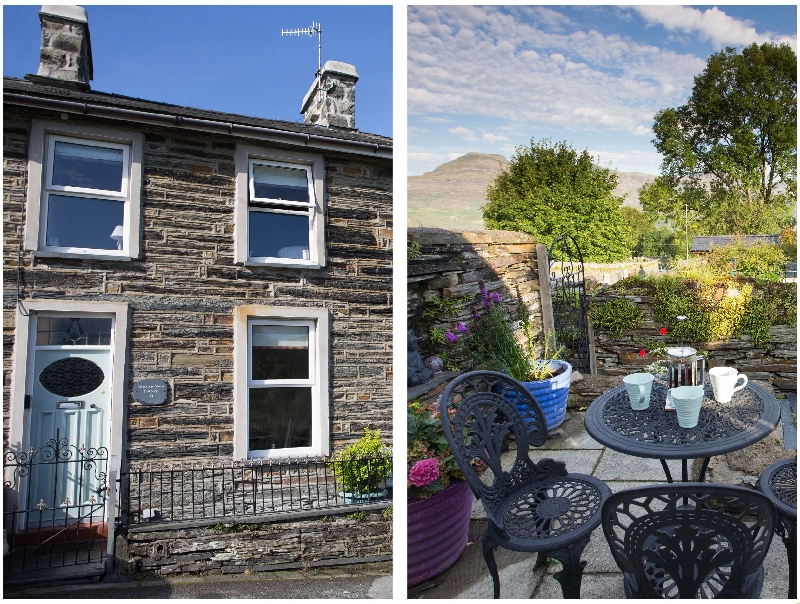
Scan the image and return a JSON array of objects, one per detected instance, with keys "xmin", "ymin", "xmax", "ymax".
[
  {"xmin": 623, "ymin": 373, "xmax": 654, "ymax": 410},
  {"xmin": 667, "ymin": 385, "xmax": 704, "ymax": 428}
]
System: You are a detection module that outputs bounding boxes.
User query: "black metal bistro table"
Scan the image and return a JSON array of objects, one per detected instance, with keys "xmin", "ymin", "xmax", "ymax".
[{"xmin": 585, "ymin": 375, "xmax": 780, "ymax": 483}]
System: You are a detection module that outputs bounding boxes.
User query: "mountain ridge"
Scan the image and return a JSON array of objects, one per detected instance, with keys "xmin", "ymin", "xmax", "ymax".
[{"xmin": 407, "ymin": 152, "xmax": 657, "ymax": 230}]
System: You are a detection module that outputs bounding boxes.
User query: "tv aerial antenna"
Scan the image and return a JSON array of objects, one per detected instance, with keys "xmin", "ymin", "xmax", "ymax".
[{"xmin": 281, "ymin": 22, "xmax": 323, "ymax": 76}]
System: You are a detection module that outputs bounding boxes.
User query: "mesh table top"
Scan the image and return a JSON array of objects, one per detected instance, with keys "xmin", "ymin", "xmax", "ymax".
[{"xmin": 585, "ymin": 375, "xmax": 780, "ymax": 460}]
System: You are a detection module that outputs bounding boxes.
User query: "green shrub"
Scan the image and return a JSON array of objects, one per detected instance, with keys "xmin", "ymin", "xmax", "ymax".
[
  {"xmin": 590, "ymin": 298, "xmax": 642, "ymax": 336},
  {"xmin": 329, "ymin": 428, "xmax": 391, "ymax": 495},
  {"xmin": 683, "ymin": 240, "xmax": 788, "ymax": 284}
]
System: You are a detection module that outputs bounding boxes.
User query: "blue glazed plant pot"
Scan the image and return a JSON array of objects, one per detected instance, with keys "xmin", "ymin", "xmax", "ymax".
[{"xmin": 506, "ymin": 360, "xmax": 572, "ymax": 432}]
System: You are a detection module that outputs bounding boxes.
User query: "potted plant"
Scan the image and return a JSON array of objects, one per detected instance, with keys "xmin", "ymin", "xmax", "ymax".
[
  {"xmin": 452, "ymin": 286, "xmax": 573, "ymax": 431},
  {"xmin": 407, "ymin": 400, "xmax": 480, "ymax": 587},
  {"xmin": 329, "ymin": 427, "xmax": 391, "ymax": 504}
]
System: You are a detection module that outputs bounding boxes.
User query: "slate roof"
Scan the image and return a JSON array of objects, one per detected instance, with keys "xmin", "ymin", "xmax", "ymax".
[
  {"xmin": 691, "ymin": 235, "xmax": 780, "ymax": 252},
  {"xmin": 3, "ymin": 76, "xmax": 392, "ymax": 148}
]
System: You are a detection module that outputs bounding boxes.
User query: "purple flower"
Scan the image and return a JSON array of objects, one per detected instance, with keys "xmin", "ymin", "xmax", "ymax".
[
  {"xmin": 481, "ymin": 286, "xmax": 490, "ymax": 309},
  {"xmin": 445, "ymin": 331, "xmax": 457, "ymax": 343},
  {"xmin": 408, "ymin": 458, "xmax": 439, "ymax": 487},
  {"xmin": 474, "ymin": 312, "xmax": 481, "ymax": 320},
  {"xmin": 456, "ymin": 322, "xmax": 467, "ymax": 332},
  {"xmin": 490, "ymin": 292, "xmax": 501, "ymax": 303}
]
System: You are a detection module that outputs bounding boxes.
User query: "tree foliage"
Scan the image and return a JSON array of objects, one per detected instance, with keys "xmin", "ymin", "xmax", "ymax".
[
  {"xmin": 483, "ymin": 139, "xmax": 634, "ymax": 262},
  {"xmin": 643, "ymin": 43, "xmax": 797, "ymax": 235}
]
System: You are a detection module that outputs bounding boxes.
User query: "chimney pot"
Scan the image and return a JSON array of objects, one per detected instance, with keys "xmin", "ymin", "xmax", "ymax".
[
  {"xmin": 301, "ymin": 60, "xmax": 359, "ymax": 130},
  {"xmin": 26, "ymin": 5, "xmax": 93, "ymax": 91}
]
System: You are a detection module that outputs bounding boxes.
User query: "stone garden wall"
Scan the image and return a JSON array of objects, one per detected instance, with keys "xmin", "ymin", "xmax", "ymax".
[
  {"xmin": 116, "ymin": 504, "xmax": 392, "ymax": 578},
  {"xmin": 407, "ymin": 228, "xmax": 546, "ymax": 365},
  {"xmin": 591, "ymin": 291, "xmax": 797, "ymax": 392}
]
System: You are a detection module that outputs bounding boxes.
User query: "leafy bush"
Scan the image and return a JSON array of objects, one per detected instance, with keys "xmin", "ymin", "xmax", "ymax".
[
  {"xmin": 589, "ymin": 298, "xmax": 642, "ymax": 336},
  {"xmin": 684, "ymin": 240, "xmax": 788, "ymax": 284},
  {"xmin": 329, "ymin": 428, "xmax": 391, "ymax": 495},
  {"xmin": 407, "ymin": 401, "xmax": 464, "ymax": 500}
]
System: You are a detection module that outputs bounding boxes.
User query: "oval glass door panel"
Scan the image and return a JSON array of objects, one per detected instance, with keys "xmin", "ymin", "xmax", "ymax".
[{"xmin": 38, "ymin": 356, "xmax": 105, "ymax": 397}]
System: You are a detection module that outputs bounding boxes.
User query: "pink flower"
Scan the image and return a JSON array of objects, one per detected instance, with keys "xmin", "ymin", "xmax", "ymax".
[
  {"xmin": 659, "ymin": 327, "xmax": 667, "ymax": 336},
  {"xmin": 456, "ymin": 322, "xmax": 467, "ymax": 332},
  {"xmin": 489, "ymin": 292, "xmax": 501, "ymax": 303},
  {"xmin": 639, "ymin": 349, "xmax": 646, "ymax": 357},
  {"xmin": 408, "ymin": 458, "xmax": 439, "ymax": 487},
  {"xmin": 445, "ymin": 331, "xmax": 457, "ymax": 343}
]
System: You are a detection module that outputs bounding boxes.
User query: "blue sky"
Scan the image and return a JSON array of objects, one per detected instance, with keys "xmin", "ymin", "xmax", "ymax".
[
  {"xmin": 3, "ymin": 5, "xmax": 392, "ymax": 138},
  {"xmin": 408, "ymin": 5, "xmax": 797, "ymax": 175}
]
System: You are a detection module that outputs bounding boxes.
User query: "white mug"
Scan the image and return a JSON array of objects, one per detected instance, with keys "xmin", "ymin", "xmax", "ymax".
[{"xmin": 708, "ymin": 367, "xmax": 747, "ymax": 403}]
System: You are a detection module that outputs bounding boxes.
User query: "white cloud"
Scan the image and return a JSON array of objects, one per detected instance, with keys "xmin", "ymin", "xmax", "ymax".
[
  {"xmin": 408, "ymin": 151, "xmax": 465, "ymax": 175},
  {"xmin": 634, "ymin": 6, "xmax": 797, "ymax": 51},
  {"xmin": 588, "ymin": 149, "xmax": 663, "ymax": 175},
  {"xmin": 449, "ymin": 126, "xmax": 477, "ymax": 141},
  {"xmin": 482, "ymin": 132, "xmax": 509, "ymax": 143},
  {"xmin": 408, "ymin": 6, "xmax": 706, "ymax": 133}
]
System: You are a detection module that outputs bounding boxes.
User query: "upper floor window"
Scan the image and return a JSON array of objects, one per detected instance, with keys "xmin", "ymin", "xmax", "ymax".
[
  {"xmin": 25, "ymin": 120, "xmax": 144, "ymax": 260},
  {"xmin": 235, "ymin": 145, "xmax": 325, "ymax": 268}
]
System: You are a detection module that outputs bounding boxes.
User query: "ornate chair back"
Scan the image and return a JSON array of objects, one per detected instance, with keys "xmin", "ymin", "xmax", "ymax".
[
  {"xmin": 601, "ymin": 483, "xmax": 776, "ymax": 599},
  {"xmin": 439, "ymin": 370, "xmax": 567, "ymax": 519}
]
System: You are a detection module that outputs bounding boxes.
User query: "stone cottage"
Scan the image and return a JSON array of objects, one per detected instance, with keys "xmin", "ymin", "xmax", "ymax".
[{"xmin": 3, "ymin": 6, "xmax": 392, "ymax": 581}]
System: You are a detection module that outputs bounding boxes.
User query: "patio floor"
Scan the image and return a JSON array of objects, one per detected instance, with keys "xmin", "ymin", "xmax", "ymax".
[{"xmin": 409, "ymin": 408, "xmax": 796, "ymax": 599}]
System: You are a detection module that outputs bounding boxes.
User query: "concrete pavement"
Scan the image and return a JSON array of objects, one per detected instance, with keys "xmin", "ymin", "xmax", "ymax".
[
  {"xmin": 409, "ymin": 410, "xmax": 795, "ymax": 599},
  {"xmin": 4, "ymin": 562, "xmax": 393, "ymax": 599}
]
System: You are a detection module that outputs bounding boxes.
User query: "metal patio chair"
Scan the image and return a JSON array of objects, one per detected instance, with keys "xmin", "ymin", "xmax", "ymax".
[
  {"xmin": 601, "ymin": 483, "xmax": 776, "ymax": 598},
  {"xmin": 439, "ymin": 371, "xmax": 611, "ymax": 598},
  {"xmin": 757, "ymin": 458, "xmax": 796, "ymax": 599}
]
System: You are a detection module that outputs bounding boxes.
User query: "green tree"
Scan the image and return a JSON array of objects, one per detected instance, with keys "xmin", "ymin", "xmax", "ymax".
[
  {"xmin": 644, "ymin": 43, "xmax": 796, "ymax": 235},
  {"xmin": 483, "ymin": 139, "xmax": 634, "ymax": 262}
]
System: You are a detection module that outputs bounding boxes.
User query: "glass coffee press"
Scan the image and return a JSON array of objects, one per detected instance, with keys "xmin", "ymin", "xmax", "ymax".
[{"xmin": 666, "ymin": 315, "xmax": 705, "ymax": 388}]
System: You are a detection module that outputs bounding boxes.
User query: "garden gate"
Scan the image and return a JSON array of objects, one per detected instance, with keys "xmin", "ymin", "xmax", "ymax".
[
  {"xmin": 3, "ymin": 432, "xmax": 111, "ymax": 584},
  {"xmin": 548, "ymin": 234, "xmax": 590, "ymax": 373}
]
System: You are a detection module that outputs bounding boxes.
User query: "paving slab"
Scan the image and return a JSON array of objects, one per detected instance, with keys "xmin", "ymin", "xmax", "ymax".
[
  {"xmin": 526, "ymin": 525, "xmax": 618, "ymax": 575},
  {"xmin": 526, "ymin": 448, "xmax": 603, "ymax": 476},
  {"xmin": 532, "ymin": 569, "xmax": 624, "ymax": 599},
  {"xmin": 409, "ymin": 538, "xmax": 544, "ymax": 599},
  {"xmin": 539, "ymin": 413, "xmax": 605, "ymax": 450},
  {"xmin": 593, "ymin": 448, "xmax": 683, "ymax": 482}
]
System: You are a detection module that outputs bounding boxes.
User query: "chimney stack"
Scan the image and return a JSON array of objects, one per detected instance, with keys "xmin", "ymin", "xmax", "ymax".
[
  {"xmin": 27, "ymin": 5, "xmax": 93, "ymax": 91},
  {"xmin": 301, "ymin": 61, "xmax": 358, "ymax": 130}
]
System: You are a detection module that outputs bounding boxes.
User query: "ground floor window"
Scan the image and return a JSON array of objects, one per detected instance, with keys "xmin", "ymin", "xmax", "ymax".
[{"xmin": 234, "ymin": 306, "xmax": 329, "ymax": 459}]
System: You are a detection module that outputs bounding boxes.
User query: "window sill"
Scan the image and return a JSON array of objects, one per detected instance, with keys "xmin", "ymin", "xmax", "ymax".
[
  {"xmin": 243, "ymin": 261, "xmax": 321, "ymax": 270},
  {"xmin": 33, "ymin": 250, "xmax": 133, "ymax": 262}
]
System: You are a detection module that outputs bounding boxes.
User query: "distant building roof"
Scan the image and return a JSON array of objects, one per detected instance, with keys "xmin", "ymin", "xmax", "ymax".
[{"xmin": 691, "ymin": 235, "xmax": 780, "ymax": 253}]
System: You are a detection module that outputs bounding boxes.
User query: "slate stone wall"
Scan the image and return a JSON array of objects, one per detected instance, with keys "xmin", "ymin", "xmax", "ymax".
[
  {"xmin": 591, "ymin": 291, "xmax": 797, "ymax": 392},
  {"xmin": 407, "ymin": 228, "xmax": 545, "ymax": 366},
  {"xmin": 117, "ymin": 506, "xmax": 392, "ymax": 578},
  {"xmin": 2, "ymin": 104, "xmax": 393, "ymax": 457}
]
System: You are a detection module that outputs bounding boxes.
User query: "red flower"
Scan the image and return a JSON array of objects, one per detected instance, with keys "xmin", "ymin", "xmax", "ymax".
[
  {"xmin": 659, "ymin": 327, "xmax": 667, "ymax": 336},
  {"xmin": 639, "ymin": 349, "xmax": 646, "ymax": 357}
]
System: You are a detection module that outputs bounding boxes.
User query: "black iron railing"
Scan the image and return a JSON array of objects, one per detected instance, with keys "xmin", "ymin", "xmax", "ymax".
[
  {"xmin": 119, "ymin": 454, "xmax": 392, "ymax": 525},
  {"xmin": 3, "ymin": 435, "xmax": 109, "ymax": 577}
]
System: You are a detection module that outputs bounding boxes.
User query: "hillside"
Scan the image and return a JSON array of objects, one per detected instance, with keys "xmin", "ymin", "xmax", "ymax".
[{"xmin": 407, "ymin": 152, "xmax": 656, "ymax": 230}]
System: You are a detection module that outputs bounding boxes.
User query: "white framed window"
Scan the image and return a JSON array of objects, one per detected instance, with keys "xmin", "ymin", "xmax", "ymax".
[
  {"xmin": 235, "ymin": 145, "xmax": 325, "ymax": 268},
  {"xmin": 233, "ymin": 305, "xmax": 330, "ymax": 459},
  {"xmin": 25, "ymin": 120, "xmax": 144, "ymax": 260}
]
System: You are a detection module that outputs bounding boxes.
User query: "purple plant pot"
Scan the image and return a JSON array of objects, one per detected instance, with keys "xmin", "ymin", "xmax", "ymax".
[{"xmin": 407, "ymin": 479, "xmax": 473, "ymax": 587}]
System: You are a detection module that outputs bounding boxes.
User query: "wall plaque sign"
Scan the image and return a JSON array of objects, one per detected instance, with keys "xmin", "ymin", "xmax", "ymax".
[{"xmin": 133, "ymin": 379, "xmax": 169, "ymax": 405}]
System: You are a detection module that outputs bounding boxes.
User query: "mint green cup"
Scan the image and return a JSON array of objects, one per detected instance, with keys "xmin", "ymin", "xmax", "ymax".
[
  {"xmin": 623, "ymin": 373, "xmax": 654, "ymax": 410},
  {"xmin": 667, "ymin": 385, "xmax": 704, "ymax": 428}
]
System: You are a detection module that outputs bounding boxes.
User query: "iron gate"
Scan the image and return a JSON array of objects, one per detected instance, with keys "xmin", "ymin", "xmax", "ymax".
[
  {"xmin": 548, "ymin": 234, "xmax": 590, "ymax": 373},
  {"xmin": 3, "ymin": 433, "xmax": 110, "ymax": 582}
]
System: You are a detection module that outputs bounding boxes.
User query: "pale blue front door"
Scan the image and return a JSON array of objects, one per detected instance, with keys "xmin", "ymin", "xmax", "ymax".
[{"xmin": 28, "ymin": 347, "xmax": 112, "ymax": 518}]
